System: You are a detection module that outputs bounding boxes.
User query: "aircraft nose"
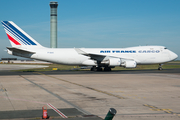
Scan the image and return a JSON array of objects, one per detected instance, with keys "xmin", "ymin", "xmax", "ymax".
[
  {"xmin": 174, "ymin": 53, "xmax": 178, "ymax": 59},
  {"xmin": 170, "ymin": 52, "xmax": 178, "ymax": 60}
]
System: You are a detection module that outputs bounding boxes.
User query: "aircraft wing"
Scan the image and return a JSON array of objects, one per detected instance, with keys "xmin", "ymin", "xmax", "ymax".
[
  {"xmin": 75, "ymin": 48, "xmax": 137, "ymax": 68},
  {"xmin": 75, "ymin": 48, "xmax": 135, "ymax": 61},
  {"xmin": 75, "ymin": 48, "xmax": 106, "ymax": 61},
  {"xmin": 7, "ymin": 47, "xmax": 36, "ymax": 54}
]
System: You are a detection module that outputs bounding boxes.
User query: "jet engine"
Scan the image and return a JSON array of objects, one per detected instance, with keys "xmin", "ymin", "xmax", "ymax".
[
  {"xmin": 109, "ymin": 58, "xmax": 121, "ymax": 66},
  {"xmin": 101, "ymin": 58, "xmax": 121, "ymax": 66},
  {"xmin": 122, "ymin": 60, "xmax": 137, "ymax": 68}
]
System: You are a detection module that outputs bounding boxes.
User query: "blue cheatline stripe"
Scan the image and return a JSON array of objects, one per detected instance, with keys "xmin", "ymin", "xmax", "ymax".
[
  {"xmin": 3, "ymin": 21, "xmax": 37, "ymax": 45},
  {"xmin": 2, "ymin": 21, "xmax": 30, "ymax": 45},
  {"xmin": 3, "ymin": 24, "xmax": 27, "ymax": 45}
]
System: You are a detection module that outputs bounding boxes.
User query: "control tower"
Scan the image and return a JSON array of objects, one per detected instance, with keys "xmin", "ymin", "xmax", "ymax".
[{"xmin": 49, "ymin": 1, "xmax": 58, "ymax": 48}]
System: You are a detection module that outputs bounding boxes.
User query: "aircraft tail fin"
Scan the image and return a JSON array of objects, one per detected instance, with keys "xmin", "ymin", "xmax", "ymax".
[{"xmin": 1, "ymin": 21, "xmax": 43, "ymax": 47}]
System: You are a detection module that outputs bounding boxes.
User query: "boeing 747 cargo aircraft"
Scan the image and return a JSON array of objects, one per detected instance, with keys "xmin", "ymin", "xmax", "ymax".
[{"xmin": 1, "ymin": 21, "xmax": 178, "ymax": 71}]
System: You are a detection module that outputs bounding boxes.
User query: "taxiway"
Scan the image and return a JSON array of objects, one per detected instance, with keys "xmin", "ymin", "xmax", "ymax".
[{"xmin": 0, "ymin": 66, "xmax": 180, "ymax": 120}]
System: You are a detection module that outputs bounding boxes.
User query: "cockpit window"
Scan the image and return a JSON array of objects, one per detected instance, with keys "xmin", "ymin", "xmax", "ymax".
[{"xmin": 164, "ymin": 48, "xmax": 167, "ymax": 49}]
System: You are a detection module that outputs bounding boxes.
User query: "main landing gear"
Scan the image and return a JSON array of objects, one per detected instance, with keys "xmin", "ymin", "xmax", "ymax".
[
  {"xmin": 104, "ymin": 67, "xmax": 111, "ymax": 71},
  {"xmin": 158, "ymin": 64, "xmax": 163, "ymax": 70},
  {"xmin": 91, "ymin": 66, "xmax": 103, "ymax": 71},
  {"xmin": 90, "ymin": 66, "xmax": 111, "ymax": 71}
]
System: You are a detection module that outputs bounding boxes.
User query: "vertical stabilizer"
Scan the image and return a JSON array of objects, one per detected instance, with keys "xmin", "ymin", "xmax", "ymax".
[{"xmin": 1, "ymin": 21, "xmax": 42, "ymax": 47}]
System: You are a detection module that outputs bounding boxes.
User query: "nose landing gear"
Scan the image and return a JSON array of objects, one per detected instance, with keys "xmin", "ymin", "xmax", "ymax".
[{"xmin": 158, "ymin": 64, "xmax": 163, "ymax": 70}]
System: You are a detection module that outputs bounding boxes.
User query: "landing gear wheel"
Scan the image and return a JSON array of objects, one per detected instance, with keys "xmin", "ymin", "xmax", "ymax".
[
  {"xmin": 91, "ymin": 66, "xmax": 97, "ymax": 71},
  {"xmin": 104, "ymin": 67, "xmax": 111, "ymax": 71},
  {"xmin": 97, "ymin": 67, "xmax": 102, "ymax": 71},
  {"xmin": 158, "ymin": 67, "xmax": 163, "ymax": 71}
]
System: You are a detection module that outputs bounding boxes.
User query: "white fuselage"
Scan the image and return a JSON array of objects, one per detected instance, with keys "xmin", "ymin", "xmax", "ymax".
[{"xmin": 20, "ymin": 46, "xmax": 177, "ymax": 66}]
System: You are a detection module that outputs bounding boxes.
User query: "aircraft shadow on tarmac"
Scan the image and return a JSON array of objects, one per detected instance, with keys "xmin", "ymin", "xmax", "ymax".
[{"xmin": 0, "ymin": 68, "xmax": 180, "ymax": 76}]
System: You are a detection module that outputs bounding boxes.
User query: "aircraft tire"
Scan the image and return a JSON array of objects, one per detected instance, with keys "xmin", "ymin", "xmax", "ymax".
[
  {"xmin": 104, "ymin": 67, "xmax": 111, "ymax": 71},
  {"xmin": 158, "ymin": 64, "xmax": 163, "ymax": 71},
  {"xmin": 91, "ymin": 66, "xmax": 97, "ymax": 71},
  {"xmin": 158, "ymin": 67, "xmax": 163, "ymax": 71},
  {"xmin": 97, "ymin": 67, "xmax": 102, "ymax": 71}
]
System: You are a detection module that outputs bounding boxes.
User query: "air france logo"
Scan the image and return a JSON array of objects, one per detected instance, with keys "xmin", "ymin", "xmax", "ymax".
[{"xmin": 100, "ymin": 50, "xmax": 160, "ymax": 53}]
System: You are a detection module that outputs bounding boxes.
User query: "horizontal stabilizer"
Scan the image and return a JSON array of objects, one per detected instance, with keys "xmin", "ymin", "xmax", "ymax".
[{"xmin": 7, "ymin": 47, "xmax": 36, "ymax": 54}]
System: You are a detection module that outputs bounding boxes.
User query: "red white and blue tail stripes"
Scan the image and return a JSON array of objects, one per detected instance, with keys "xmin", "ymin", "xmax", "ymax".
[{"xmin": 1, "ymin": 21, "xmax": 40, "ymax": 46}]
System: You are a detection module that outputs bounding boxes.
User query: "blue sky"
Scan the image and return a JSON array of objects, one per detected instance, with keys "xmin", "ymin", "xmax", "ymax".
[{"xmin": 0, "ymin": 0, "xmax": 180, "ymax": 59}]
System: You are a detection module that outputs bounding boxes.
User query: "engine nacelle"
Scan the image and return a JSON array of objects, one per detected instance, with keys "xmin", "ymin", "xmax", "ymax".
[
  {"xmin": 7, "ymin": 49, "xmax": 12, "ymax": 55},
  {"xmin": 101, "ymin": 58, "xmax": 121, "ymax": 66},
  {"xmin": 123, "ymin": 61, "xmax": 137, "ymax": 68},
  {"xmin": 109, "ymin": 58, "xmax": 121, "ymax": 66},
  {"xmin": 82, "ymin": 60, "xmax": 97, "ymax": 66}
]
